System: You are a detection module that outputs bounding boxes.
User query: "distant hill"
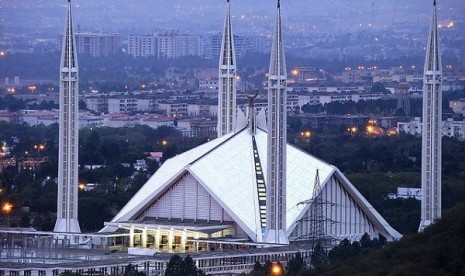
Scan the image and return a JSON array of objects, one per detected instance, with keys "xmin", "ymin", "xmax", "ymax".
[{"xmin": 315, "ymin": 202, "xmax": 465, "ymax": 276}]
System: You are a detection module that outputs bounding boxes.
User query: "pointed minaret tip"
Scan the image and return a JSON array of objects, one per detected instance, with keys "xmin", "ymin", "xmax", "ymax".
[
  {"xmin": 433, "ymin": 0, "xmax": 436, "ymax": 6},
  {"xmin": 277, "ymin": 0, "xmax": 280, "ymax": 8}
]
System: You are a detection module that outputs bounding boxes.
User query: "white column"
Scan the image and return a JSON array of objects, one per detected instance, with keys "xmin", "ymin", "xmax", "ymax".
[
  {"xmin": 141, "ymin": 228, "xmax": 147, "ymax": 248},
  {"xmin": 194, "ymin": 232, "xmax": 199, "ymax": 252},
  {"xmin": 129, "ymin": 228, "xmax": 134, "ymax": 248},
  {"xmin": 155, "ymin": 228, "xmax": 160, "ymax": 249},
  {"xmin": 168, "ymin": 229, "xmax": 174, "ymax": 251},
  {"xmin": 180, "ymin": 229, "xmax": 187, "ymax": 252}
]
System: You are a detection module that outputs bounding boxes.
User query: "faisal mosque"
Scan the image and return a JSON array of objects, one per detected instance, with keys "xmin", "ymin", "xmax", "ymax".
[
  {"xmin": 100, "ymin": 0, "xmax": 402, "ymax": 250},
  {"xmin": 0, "ymin": 0, "xmax": 445, "ymax": 274}
]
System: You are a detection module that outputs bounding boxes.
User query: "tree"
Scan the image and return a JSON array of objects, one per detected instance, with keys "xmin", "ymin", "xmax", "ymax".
[
  {"xmin": 165, "ymin": 255, "xmax": 206, "ymax": 276},
  {"xmin": 286, "ymin": 252, "xmax": 304, "ymax": 274},
  {"xmin": 123, "ymin": 264, "xmax": 146, "ymax": 276},
  {"xmin": 310, "ymin": 242, "xmax": 327, "ymax": 269},
  {"xmin": 181, "ymin": 255, "xmax": 206, "ymax": 276},
  {"xmin": 371, "ymin": 82, "xmax": 388, "ymax": 94},
  {"xmin": 165, "ymin": 255, "xmax": 183, "ymax": 276}
]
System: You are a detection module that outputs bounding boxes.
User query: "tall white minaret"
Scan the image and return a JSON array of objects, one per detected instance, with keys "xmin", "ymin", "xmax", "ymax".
[
  {"xmin": 419, "ymin": 0, "xmax": 442, "ymax": 232},
  {"xmin": 265, "ymin": 0, "xmax": 288, "ymax": 244},
  {"xmin": 55, "ymin": 0, "xmax": 81, "ymax": 233},
  {"xmin": 217, "ymin": 0, "xmax": 237, "ymax": 137}
]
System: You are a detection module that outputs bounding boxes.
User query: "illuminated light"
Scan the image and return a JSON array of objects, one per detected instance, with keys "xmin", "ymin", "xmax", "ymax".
[
  {"xmin": 388, "ymin": 128, "xmax": 397, "ymax": 136},
  {"xmin": 271, "ymin": 262, "xmax": 283, "ymax": 276},
  {"xmin": 236, "ymin": 76, "xmax": 241, "ymax": 80},
  {"xmin": 79, "ymin": 184, "xmax": 85, "ymax": 190},
  {"xmin": 161, "ymin": 140, "xmax": 168, "ymax": 146},
  {"xmin": 2, "ymin": 202, "xmax": 13, "ymax": 214},
  {"xmin": 348, "ymin": 127, "xmax": 358, "ymax": 134},
  {"xmin": 0, "ymin": 51, "xmax": 5, "ymax": 56},
  {"xmin": 39, "ymin": 145, "xmax": 45, "ymax": 150},
  {"xmin": 291, "ymin": 69, "xmax": 299, "ymax": 76},
  {"xmin": 301, "ymin": 130, "xmax": 311, "ymax": 139}
]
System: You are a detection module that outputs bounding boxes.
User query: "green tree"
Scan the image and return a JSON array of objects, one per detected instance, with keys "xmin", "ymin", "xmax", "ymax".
[
  {"xmin": 123, "ymin": 264, "xmax": 146, "ymax": 276},
  {"xmin": 181, "ymin": 255, "xmax": 206, "ymax": 276},
  {"xmin": 165, "ymin": 255, "xmax": 183, "ymax": 276},
  {"xmin": 286, "ymin": 252, "xmax": 304, "ymax": 274}
]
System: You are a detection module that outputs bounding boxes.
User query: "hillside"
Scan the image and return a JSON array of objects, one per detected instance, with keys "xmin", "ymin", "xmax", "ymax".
[{"xmin": 315, "ymin": 202, "xmax": 465, "ymax": 276}]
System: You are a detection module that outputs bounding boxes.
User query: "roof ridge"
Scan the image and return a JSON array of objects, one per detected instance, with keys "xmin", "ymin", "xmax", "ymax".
[{"xmin": 188, "ymin": 126, "xmax": 248, "ymax": 166}]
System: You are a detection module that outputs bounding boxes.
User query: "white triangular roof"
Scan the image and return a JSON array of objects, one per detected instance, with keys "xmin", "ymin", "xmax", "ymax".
[{"xmin": 102, "ymin": 128, "xmax": 401, "ymax": 241}]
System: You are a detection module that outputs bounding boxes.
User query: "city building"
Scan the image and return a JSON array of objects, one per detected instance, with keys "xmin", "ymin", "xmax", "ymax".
[
  {"xmin": 128, "ymin": 35, "xmax": 158, "ymax": 57},
  {"xmin": 387, "ymin": 187, "xmax": 422, "ymax": 200},
  {"xmin": 157, "ymin": 31, "xmax": 204, "ymax": 58},
  {"xmin": 210, "ymin": 34, "xmax": 270, "ymax": 58},
  {"xmin": 59, "ymin": 32, "xmax": 121, "ymax": 57},
  {"xmin": 449, "ymin": 98, "xmax": 465, "ymax": 116},
  {"xmin": 397, "ymin": 117, "xmax": 465, "ymax": 140}
]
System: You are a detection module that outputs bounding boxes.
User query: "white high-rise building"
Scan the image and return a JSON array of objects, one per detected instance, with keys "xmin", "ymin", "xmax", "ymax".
[
  {"xmin": 54, "ymin": 0, "xmax": 81, "ymax": 233},
  {"xmin": 265, "ymin": 0, "xmax": 288, "ymax": 244},
  {"xmin": 217, "ymin": 0, "xmax": 237, "ymax": 137},
  {"xmin": 419, "ymin": 0, "xmax": 442, "ymax": 232},
  {"xmin": 128, "ymin": 35, "xmax": 158, "ymax": 57}
]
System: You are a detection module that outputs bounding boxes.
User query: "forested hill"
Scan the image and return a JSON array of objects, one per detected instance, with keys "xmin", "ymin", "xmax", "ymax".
[{"xmin": 316, "ymin": 202, "xmax": 465, "ymax": 276}]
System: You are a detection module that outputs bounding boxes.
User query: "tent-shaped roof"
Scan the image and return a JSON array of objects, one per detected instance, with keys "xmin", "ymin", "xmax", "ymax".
[{"xmin": 102, "ymin": 127, "xmax": 401, "ymax": 242}]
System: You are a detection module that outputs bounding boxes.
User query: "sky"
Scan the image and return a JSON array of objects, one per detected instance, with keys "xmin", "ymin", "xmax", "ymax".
[{"xmin": 0, "ymin": 0, "xmax": 463, "ymax": 37}]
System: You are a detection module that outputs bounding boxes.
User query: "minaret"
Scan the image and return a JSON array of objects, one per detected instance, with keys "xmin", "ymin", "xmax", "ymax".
[
  {"xmin": 419, "ymin": 0, "xmax": 442, "ymax": 232},
  {"xmin": 245, "ymin": 90, "xmax": 258, "ymax": 136},
  {"xmin": 217, "ymin": 0, "xmax": 237, "ymax": 137},
  {"xmin": 55, "ymin": 0, "xmax": 81, "ymax": 233},
  {"xmin": 265, "ymin": 0, "xmax": 288, "ymax": 244}
]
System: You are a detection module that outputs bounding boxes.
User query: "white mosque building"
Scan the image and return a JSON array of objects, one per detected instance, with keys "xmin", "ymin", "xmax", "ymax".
[{"xmin": 100, "ymin": 0, "xmax": 401, "ymax": 251}]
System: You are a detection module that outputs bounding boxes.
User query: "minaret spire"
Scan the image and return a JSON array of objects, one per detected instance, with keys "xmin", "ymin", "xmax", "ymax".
[
  {"xmin": 217, "ymin": 0, "xmax": 237, "ymax": 137},
  {"xmin": 245, "ymin": 89, "xmax": 258, "ymax": 136},
  {"xmin": 55, "ymin": 0, "xmax": 81, "ymax": 233},
  {"xmin": 265, "ymin": 0, "xmax": 288, "ymax": 244},
  {"xmin": 419, "ymin": 0, "xmax": 442, "ymax": 232}
]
